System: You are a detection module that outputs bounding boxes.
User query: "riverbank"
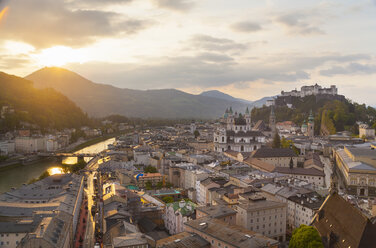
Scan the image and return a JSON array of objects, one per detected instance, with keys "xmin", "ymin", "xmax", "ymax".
[
  {"xmin": 70, "ymin": 132, "xmax": 126, "ymax": 153},
  {"xmin": 0, "ymin": 137, "xmax": 117, "ymax": 194}
]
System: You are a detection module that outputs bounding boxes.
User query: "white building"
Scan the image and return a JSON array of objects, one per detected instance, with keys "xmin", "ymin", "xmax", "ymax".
[
  {"xmin": 184, "ymin": 169, "xmax": 210, "ymax": 191},
  {"xmin": 281, "ymin": 84, "xmax": 337, "ymax": 98},
  {"xmin": 214, "ymin": 107, "xmax": 265, "ymax": 153},
  {"xmin": 286, "ymin": 193, "xmax": 323, "ymax": 232},
  {"xmin": 133, "ymin": 146, "xmax": 151, "ymax": 165},
  {"xmin": 164, "ymin": 200, "xmax": 196, "ymax": 235},
  {"xmin": 0, "ymin": 141, "xmax": 15, "ymax": 155},
  {"xmin": 359, "ymin": 124, "xmax": 375, "ymax": 139}
]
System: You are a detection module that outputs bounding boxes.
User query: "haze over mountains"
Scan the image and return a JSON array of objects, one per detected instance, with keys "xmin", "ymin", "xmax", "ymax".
[{"xmin": 26, "ymin": 67, "xmax": 272, "ymax": 119}]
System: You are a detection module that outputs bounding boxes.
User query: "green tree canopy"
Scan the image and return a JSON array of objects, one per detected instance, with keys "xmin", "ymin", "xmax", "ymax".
[
  {"xmin": 194, "ymin": 130, "xmax": 200, "ymax": 138},
  {"xmin": 289, "ymin": 225, "xmax": 324, "ymax": 248},
  {"xmin": 145, "ymin": 181, "xmax": 153, "ymax": 190},
  {"xmin": 144, "ymin": 165, "xmax": 157, "ymax": 173}
]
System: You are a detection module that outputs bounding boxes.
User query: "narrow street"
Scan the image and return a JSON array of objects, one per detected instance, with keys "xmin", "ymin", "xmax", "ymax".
[
  {"xmin": 84, "ymin": 157, "xmax": 100, "ymax": 248},
  {"xmin": 320, "ymin": 155, "xmax": 332, "ymax": 189}
]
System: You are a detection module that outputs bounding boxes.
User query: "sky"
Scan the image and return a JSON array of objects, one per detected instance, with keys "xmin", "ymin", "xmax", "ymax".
[{"xmin": 1, "ymin": 0, "xmax": 376, "ymax": 105}]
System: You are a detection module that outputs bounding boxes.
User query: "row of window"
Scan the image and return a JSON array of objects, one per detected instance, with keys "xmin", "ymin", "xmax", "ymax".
[{"xmin": 0, "ymin": 234, "xmax": 19, "ymax": 237}]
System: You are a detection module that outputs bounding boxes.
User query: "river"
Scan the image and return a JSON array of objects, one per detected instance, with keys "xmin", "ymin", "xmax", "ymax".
[{"xmin": 0, "ymin": 137, "xmax": 115, "ymax": 194}]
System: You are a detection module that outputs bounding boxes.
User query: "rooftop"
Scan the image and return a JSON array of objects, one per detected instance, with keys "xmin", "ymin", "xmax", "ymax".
[
  {"xmin": 184, "ymin": 217, "xmax": 279, "ymax": 248},
  {"xmin": 196, "ymin": 205, "xmax": 236, "ymax": 218},
  {"xmin": 156, "ymin": 232, "xmax": 210, "ymax": 248},
  {"xmin": 273, "ymin": 167, "xmax": 325, "ymax": 177},
  {"xmin": 252, "ymin": 148, "xmax": 298, "ymax": 158}
]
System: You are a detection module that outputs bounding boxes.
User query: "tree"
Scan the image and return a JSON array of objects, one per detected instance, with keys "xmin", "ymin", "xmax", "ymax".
[
  {"xmin": 194, "ymin": 130, "xmax": 200, "ymax": 138},
  {"xmin": 162, "ymin": 196, "xmax": 174, "ymax": 203},
  {"xmin": 289, "ymin": 225, "xmax": 324, "ymax": 248},
  {"xmin": 145, "ymin": 181, "xmax": 153, "ymax": 190},
  {"xmin": 144, "ymin": 165, "xmax": 157, "ymax": 173},
  {"xmin": 281, "ymin": 137, "xmax": 300, "ymax": 155},
  {"xmin": 156, "ymin": 181, "xmax": 163, "ymax": 189},
  {"xmin": 272, "ymin": 133, "xmax": 281, "ymax": 148}
]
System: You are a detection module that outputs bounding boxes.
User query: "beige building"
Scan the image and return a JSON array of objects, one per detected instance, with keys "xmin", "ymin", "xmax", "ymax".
[
  {"xmin": 196, "ymin": 205, "xmax": 237, "ymax": 225},
  {"xmin": 251, "ymin": 148, "xmax": 298, "ymax": 168},
  {"xmin": 359, "ymin": 124, "xmax": 375, "ymax": 139},
  {"xmin": 0, "ymin": 174, "xmax": 84, "ymax": 248},
  {"xmin": 236, "ymin": 195, "xmax": 287, "ymax": 242},
  {"xmin": 334, "ymin": 146, "xmax": 376, "ymax": 197},
  {"xmin": 184, "ymin": 217, "xmax": 279, "ymax": 248},
  {"xmin": 273, "ymin": 167, "xmax": 325, "ymax": 188},
  {"xmin": 135, "ymin": 173, "xmax": 164, "ymax": 188},
  {"xmin": 15, "ymin": 137, "xmax": 46, "ymax": 153}
]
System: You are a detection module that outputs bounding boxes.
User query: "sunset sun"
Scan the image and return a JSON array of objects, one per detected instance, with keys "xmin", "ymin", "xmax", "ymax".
[{"xmin": 34, "ymin": 46, "xmax": 86, "ymax": 67}]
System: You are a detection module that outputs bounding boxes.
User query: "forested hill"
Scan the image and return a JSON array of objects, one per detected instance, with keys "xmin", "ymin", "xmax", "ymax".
[
  {"xmin": 0, "ymin": 71, "xmax": 92, "ymax": 131},
  {"xmin": 251, "ymin": 95, "xmax": 376, "ymax": 135}
]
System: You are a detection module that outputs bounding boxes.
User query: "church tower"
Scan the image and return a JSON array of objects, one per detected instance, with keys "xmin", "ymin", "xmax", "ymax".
[
  {"xmin": 227, "ymin": 107, "xmax": 235, "ymax": 130},
  {"xmin": 245, "ymin": 107, "xmax": 251, "ymax": 131},
  {"xmin": 269, "ymin": 105, "xmax": 276, "ymax": 136},
  {"xmin": 307, "ymin": 110, "xmax": 315, "ymax": 139}
]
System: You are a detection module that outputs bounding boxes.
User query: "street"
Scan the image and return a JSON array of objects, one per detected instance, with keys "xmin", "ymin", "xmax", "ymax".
[
  {"xmin": 320, "ymin": 155, "xmax": 333, "ymax": 189},
  {"xmin": 84, "ymin": 157, "xmax": 100, "ymax": 248}
]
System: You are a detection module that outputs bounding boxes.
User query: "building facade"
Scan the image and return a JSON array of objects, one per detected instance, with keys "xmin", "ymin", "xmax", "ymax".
[
  {"xmin": 236, "ymin": 196, "xmax": 287, "ymax": 241},
  {"xmin": 164, "ymin": 200, "xmax": 196, "ymax": 235},
  {"xmin": 214, "ymin": 108, "xmax": 265, "ymax": 153},
  {"xmin": 334, "ymin": 146, "xmax": 376, "ymax": 197},
  {"xmin": 281, "ymin": 84, "xmax": 337, "ymax": 98}
]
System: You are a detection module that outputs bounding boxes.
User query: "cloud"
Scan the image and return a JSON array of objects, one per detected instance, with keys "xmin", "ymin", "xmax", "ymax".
[
  {"xmin": 0, "ymin": 54, "xmax": 31, "ymax": 70},
  {"xmin": 65, "ymin": 52, "xmax": 371, "ymax": 91},
  {"xmin": 320, "ymin": 63, "xmax": 376, "ymax": 76},
  {"xmin": 0, "ymin": 0, "xmax": 153, "ymax": 48},
  {"xmin": 188, "ymin": 34, "xmax": 248, "ymax": 53},
  {"xmin": 152, "ymin": 0, "xmax": 195, "ymax": 12},
  {"xmin": 230, "ymin": 21, "xmax": 262, "ymax": 33},
  {"xmin": 274, "ymin": 11, "xmax": 325, "ymax": 35},
  {"xmin": 71, "ymin": 0, "xmax": 134, "ymax": 7}
]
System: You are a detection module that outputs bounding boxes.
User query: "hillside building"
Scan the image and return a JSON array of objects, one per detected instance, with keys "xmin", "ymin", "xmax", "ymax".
[
  {"xmin": 359, "ymin": 124, "xmax": 375, "ymax": 139},
  {"xmin": 281, "ymin": 84, "xmax": 337, "ymax": 98}
]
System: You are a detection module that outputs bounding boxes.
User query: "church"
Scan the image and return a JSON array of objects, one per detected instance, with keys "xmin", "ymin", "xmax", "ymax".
[{"xmin": 214, "ymin": 107, "xmax": 266, "ymax": 153}]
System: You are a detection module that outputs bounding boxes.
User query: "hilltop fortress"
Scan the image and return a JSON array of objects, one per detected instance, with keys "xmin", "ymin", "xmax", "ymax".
[
  {"xmin": 276, "ymin": 84, "xmax": 344, "ymax": 107},
  {"xmin": 281, "ymin": 84, "xmax": 338, "ymax": 97}
]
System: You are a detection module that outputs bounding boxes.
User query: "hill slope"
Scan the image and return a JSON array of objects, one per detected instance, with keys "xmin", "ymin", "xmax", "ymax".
[
  {"xmin": 251, "ymin": 95, "xmax": 376, "ymax": 135},
  {"xmin": 0, "ymin": 72, "xmax": 91, "ymax": 131},
  {"xmin": 26, "ymin": 67, "xmax": 253, "ymax": 119}
]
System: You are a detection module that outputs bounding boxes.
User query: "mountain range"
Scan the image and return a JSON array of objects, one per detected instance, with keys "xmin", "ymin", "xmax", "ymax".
[{"xmin": 25, "ymin": 67, "xmax": 273, "ymax": 119}]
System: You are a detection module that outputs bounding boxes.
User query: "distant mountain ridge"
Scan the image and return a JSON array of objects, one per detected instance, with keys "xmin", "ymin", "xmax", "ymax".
[
  {"xmin": 199, "ymin": 90, "xmax": 254, "ymax": 104},
  {"xmin": 25, "ymin": 67, "xmax": 273, "ymax": 119}
]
